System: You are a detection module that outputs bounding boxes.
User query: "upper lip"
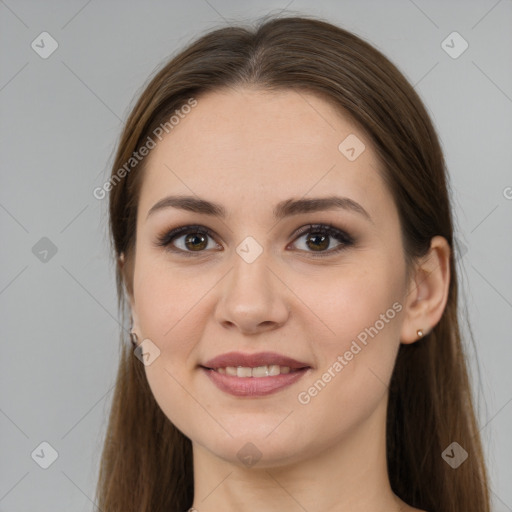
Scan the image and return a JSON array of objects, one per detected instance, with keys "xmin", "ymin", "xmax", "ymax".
[{"xmin": 202, "ymin": 351, "xmax": 311, "ymax": 370}]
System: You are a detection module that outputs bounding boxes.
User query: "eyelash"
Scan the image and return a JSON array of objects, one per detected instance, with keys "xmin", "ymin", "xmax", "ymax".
[{"xmin": 154, "ymin": 223, "xmax": 354, "ymax": 258}]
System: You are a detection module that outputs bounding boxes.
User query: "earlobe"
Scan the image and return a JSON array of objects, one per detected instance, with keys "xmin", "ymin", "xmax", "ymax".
[
  {"xmin": 128, "ymin": 303, "xmax": 142, "ymax": 348},
  {"xmin": 400, "ymin": 236, "xmax": 451, "ymax": 345},
  {"xmin": 128, "ymin": 292, "xmax": 141, "ymax": 343}
]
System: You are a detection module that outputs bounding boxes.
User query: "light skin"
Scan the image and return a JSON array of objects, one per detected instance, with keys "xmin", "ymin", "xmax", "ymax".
[{"xmin": 121, "ymin": 87, "xmax": 450, "ymax": 512}]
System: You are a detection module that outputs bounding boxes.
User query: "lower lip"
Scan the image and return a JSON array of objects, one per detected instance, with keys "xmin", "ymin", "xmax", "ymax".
[{"xmin": 201, "ymin": 367, "xmax": 310, "ymax": 397}]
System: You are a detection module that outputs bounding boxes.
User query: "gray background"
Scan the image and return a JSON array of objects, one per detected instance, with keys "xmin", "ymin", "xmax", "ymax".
[{"xmin": 1, "ymin": 1, "xmax": 511, "ymax": 511}]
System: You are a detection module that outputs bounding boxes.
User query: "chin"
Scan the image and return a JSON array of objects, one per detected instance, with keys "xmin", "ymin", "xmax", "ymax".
[{"xmin": 193, "ymin": 426, "xmax": 321, "ymax": 470}]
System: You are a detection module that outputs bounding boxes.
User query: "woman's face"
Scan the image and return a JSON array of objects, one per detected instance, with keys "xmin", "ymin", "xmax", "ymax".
[{"xmin": 128, "ymin": 87, "xmax": 412, "ymax": 467}]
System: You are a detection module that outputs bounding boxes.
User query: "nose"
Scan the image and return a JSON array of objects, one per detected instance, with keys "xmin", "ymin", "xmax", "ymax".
[{"xmin": 214, "ymin": 250, "xmax": 290, "ymax": 335}]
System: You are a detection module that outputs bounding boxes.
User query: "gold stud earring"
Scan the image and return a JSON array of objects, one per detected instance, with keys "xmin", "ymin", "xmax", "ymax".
[{"xmin": 417, "ymin": 329, "xmax": 424, "ymax": 338}]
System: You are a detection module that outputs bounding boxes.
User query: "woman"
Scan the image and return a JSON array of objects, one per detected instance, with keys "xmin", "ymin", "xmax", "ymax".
[{"xmin": 96, "ymin": 15, "xmax": 490, "ymax": 512}]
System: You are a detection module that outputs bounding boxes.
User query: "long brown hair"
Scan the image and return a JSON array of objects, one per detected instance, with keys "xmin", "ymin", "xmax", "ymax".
[{"xmin": 97, "ymin": 14, "xmax": 490, "ymax": 512}]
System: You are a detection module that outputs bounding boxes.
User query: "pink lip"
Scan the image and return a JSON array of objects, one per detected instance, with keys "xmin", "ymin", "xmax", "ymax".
[
  {"xmin": 200, "ymin": 351, "xmax": 311, "ymax": 397},
  {"xmin": 202, "ymin": 351, "xmax": 310, "ymax": 370},
  {"xmin": 201, "ymin": 367, "xmax": 310, "ymax": 397}
]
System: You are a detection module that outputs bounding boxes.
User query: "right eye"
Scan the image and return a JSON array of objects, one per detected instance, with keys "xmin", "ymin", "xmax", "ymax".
[{"xmin": 154, "ymin": 225, "xmax": 221, "ymax": 256}]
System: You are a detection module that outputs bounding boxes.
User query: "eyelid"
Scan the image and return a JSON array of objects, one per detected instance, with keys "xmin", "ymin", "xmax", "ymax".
[
  {"xmin": 291, "ymin": 223, "xmax": 353, "ymax": 243},
  {"xmin": 154, "ymin": 224, "xmax": 219, "ymax": 256}
]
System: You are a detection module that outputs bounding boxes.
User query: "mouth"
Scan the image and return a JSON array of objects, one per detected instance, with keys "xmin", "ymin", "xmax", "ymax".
[
  {"xmin": 202, "ymin": 364, "xmax": 305, "ymax": 377},
  {"xmin": 199, "ymin": 351, "xmax": 311, "ymax": 397},
  {"xmin": 201, "ymin": 351, "xmax": 310, "ymax": 371}
]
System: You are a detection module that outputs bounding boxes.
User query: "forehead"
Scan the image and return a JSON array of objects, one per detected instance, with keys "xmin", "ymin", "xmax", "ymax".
[{"xmin": 138, "ymin": 88, "xmax": 393, "ymax": 222}]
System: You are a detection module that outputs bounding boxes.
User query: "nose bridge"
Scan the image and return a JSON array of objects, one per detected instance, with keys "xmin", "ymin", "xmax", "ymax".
[
  {"xmin": 229, "ymin": 239, "xmax": 275, "ymax": 302},
  {"xmin": 215, "ymin": 236, "xmax": 289, "ymax": 332}
]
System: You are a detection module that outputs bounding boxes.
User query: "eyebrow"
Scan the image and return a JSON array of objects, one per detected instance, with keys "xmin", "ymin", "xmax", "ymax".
[{"xmin": 146, "ymin": 195, "xmax": 373, "ymax": 223}]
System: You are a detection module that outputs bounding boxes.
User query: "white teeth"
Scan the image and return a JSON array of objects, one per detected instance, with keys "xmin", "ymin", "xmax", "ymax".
[
  {"xmin": 236, "ymin": 366, "xmax": 252, "ymax": 377},
  {"xmin": 252, "ymin": 365, "xmax": 271, "ymax": 377},
  {"xmin": 216, "ymin": 365, "xmax": 293, "ymax": 377},
  {"xmin": 268, "ymin": 364, "xmax": 281, "ymax": 376}
]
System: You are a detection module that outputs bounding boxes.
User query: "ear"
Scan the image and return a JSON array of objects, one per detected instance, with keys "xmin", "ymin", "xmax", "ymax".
[
  {"xmin": 119, "ymin": 252, "xmax": 139, "ymax": 331},
  {"xmin": 400, "ymin": 235, "xmax": 451, "ymax": 344}
]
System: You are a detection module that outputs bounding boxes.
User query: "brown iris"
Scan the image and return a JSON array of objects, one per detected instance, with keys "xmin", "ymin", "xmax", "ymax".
[{"xmin": 184, "ymin": 233, "xmax": 208, "ymax": 251}]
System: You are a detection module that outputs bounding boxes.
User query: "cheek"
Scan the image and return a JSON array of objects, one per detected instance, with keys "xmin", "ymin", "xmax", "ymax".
[
  {"xmin": 295, "ymin": 257, "xmax": 404, "ymax": 406},
  {"xmin": 299, "ymin": 256, "xmax": 404, "ymax": 349},
  {"xmin": 134, "ymin": 267, "xmax": 207, "ymax": 436},
  {"xmin": 133, "ymin": 254, "xmax": 203, "ymax": 341}
]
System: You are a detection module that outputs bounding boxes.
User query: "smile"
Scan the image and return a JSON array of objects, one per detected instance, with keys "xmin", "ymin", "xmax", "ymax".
[
  {"xmin": 212, "ymin": 365, "xmax": 293, "ymax": 377},
  {"xmin": 201, "ymin": 366, "xmax": 310, "ymax": 397}
]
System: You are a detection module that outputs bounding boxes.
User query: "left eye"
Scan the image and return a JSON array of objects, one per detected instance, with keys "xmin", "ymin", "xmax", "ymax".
[
  {"xmin": 155, "ymin": 223, "xmax": 354, "ymax": 257},
  {"xmin": 291, "ymin": 224, "xmax": 354, "ymax": 255}
]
